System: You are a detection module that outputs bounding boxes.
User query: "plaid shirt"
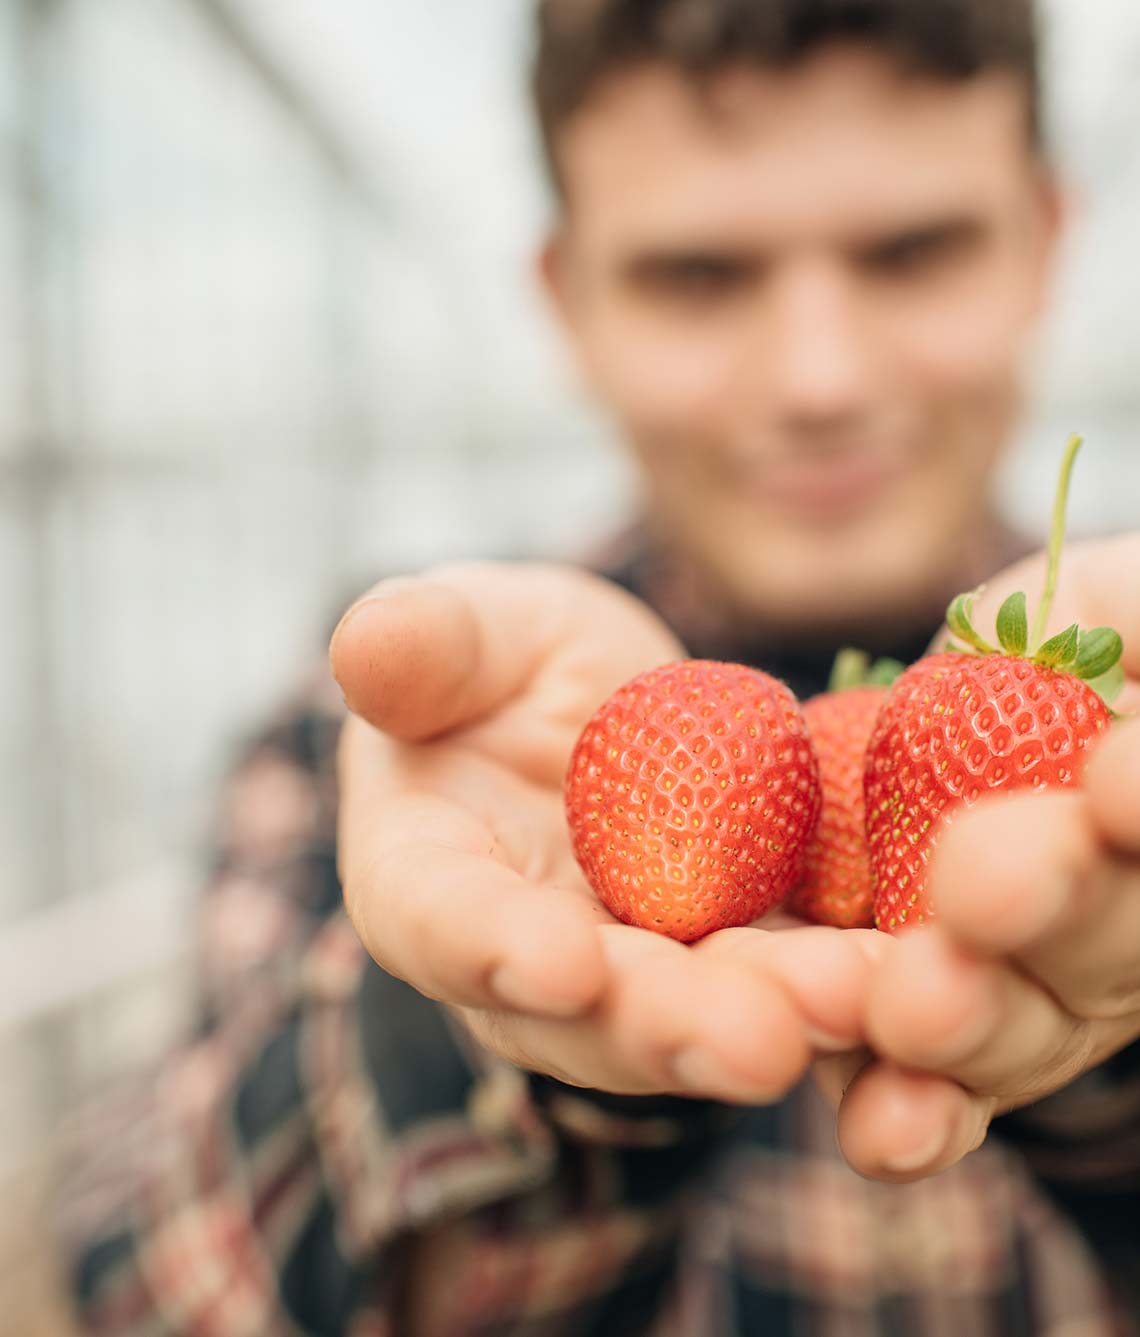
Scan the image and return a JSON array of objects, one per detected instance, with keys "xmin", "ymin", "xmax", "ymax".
[{"xmin": 59, "ymin": 550, "xmax": 1140, "ymax": 1337}]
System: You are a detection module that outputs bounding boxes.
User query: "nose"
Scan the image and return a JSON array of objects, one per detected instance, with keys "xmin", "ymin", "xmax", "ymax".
[{"xmin": 756, "ymin": 260, "xmax": 876, "ymax": 431}]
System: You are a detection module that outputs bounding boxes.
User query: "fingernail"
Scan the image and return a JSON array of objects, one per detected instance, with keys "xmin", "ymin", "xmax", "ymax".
[
  {"xmin": 672, "ymin": 1048, "xmax": 748, "ymax": 1098},
  {"xmin": 330, "ymin": 582, "xmax": 426, "ymax": 673},
  {"xmin": 883, "ymin": 1126, "xmax": 949, "ymax": 1174},
  {"xmin": 806, "ymin": 1026, "xmax": 856, "ymax": 1054},
  {"xmin": 489, "ymin": 963, "xmax": 553, "ymax": 1013},
  {"xmin": 976, "ymin": 869, "xmax": 1072, "ymax": 950},
  {"xmin": 330, "ymin": 601, "xmax": 375, "ymax": 661},
  {"xmin": 1035, "ymin": 870, "xmax": 1073, "ymax": 930},
  {"xmin": 852, "ymin": 931, "xmax": 889, "ymax": 965},
  {"xmin": 332, "ymin": 579, "xmax": 423, "ymax": 639}
]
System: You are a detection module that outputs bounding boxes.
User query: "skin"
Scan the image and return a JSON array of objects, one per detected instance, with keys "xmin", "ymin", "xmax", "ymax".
[
  {"xmin": 820, "ymin": 538, "xmax": 1140, "ymax": 1178},
  {"xmin": 334, "ymin": 564, "xmax": 880, "ymax": 1102},
  {"xmin": 332, "ymin": 50, "xmax": 1139, "ymax": 1179},
  {"xmin": 542, "ymin": 50, "xmax": 1060, "ymax": 633},
  {"xmin": 333, "ymin": 540, "xmax": 1140, "ymax": 1177}
]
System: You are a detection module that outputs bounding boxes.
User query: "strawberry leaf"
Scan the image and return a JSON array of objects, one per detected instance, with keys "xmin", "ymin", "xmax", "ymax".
[
  {"xmin": 867, "ymin": 658, "xmax": 906, "ymax": 687},
  {"xmin": 995, "ymin": 592, "xmax": 1028, "ymax": 656},
  {"xmin": 1035, "ymin": 623, "xmax": 1080, "ymax": 668},
  {"xmin": 946, "ymin": 590, "xmax": 998, "ymax": 656},
  {"xmin": 1072, "ymin": 627, "xmax": 1124, "ymax": 681}
]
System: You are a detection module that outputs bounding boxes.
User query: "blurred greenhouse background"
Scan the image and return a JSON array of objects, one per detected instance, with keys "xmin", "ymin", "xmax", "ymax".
[{"xmin": 0, "ymin": 1, "xmax": 1139, "ymax": 1328}]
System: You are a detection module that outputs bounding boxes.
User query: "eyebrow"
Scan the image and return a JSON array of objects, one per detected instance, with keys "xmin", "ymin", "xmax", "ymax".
[
  {"xmin": 617, "ymin": 246, "xmax": 766, "ymax": 284},
  {"xmin": 614, "ymin": 210, "xmax": 991, "ymax": 278},
  {"xmin": 852, "ymin": 214, "xmax": 990, "ymax": 262}
]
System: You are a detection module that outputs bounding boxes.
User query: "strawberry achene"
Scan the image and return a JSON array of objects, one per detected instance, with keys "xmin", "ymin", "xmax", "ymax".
[{"xmin": 565, "ymin": 661, "xmax": 821, "ymax": 942}]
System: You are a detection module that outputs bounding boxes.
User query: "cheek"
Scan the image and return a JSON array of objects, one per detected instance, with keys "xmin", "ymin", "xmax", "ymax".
[
  {"xmin": 582, "ymin": 306, "xmax": 738, "ymax": 436},
  {"xmin": 889, "ymin": 262, "xmax": 1037, "ymax": 402}
]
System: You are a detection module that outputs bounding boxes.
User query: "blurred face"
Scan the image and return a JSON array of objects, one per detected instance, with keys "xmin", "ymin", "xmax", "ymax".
[{"xmin": 544, "ymin": 48, "xmax": 1061, "ymax": 631}]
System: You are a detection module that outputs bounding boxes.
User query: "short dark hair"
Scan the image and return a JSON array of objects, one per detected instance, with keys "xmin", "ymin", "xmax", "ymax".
[{"xmin": 533, "ymin": 0, "xmax": 1041, "ymax": 188}]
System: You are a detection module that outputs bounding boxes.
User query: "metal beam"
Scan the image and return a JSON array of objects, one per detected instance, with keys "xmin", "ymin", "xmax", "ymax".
[
  {"xmin": 0, "ymin": 859, "xmax": 195, "ymax": 1029},
  {"xmin": 12, "ymin": 0, "xmax": 71, "ymax": 919},
  {"xmin": 187, "ymin": 0, "xmax": 394, "ymax": 223}
]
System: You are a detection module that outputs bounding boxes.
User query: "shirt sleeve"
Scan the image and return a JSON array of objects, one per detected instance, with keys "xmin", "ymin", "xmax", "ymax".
[
  {"xmin": 60, "ymin": 976, "xmax": 382, "ymax": 1335},
  {"xmin": 55, "ymin": 696, "xmax": 389, "ymax": 1335},
  {"xmin": 60, "ymin": 920, "xmax": 741, "ymax": 1336},
  {"xmin": 994, "ymin": 1043, "xmax": 1140, "ymax": 1182},
  {"xmin": 55, "ymin": 691, "xmax": 743, "ymax": 1335}
]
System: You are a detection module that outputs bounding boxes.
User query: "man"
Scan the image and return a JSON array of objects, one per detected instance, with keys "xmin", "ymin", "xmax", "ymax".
[{"xmin": 67, "ymin": 2, "xmax": 1140, "ymax": 1333}]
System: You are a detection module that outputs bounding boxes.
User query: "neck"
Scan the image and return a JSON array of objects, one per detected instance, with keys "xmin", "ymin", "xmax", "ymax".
[{"xmin": 633, "ymin": 509, "xmax": 1031, "ymax": 662}]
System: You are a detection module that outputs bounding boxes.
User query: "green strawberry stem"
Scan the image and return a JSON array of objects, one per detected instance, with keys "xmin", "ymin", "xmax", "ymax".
[
  {"xmin": 827, "ymin": 649, "xmax": 905, "ymax": 693},
  {"xmin": 829, "ymin": 649, "xmax": 871, "ymax": 693},
  {"xmin": 1028, "ymin": 433, "xmax": 1083, "ymax": 655},
  {"xmin": 940, "ymin": 434, "xmax": 1124, "ymax": 702}
]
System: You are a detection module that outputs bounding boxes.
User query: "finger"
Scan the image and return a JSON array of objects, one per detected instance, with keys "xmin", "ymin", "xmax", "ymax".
[
  {"xmin": 1070, "ymin": 535, "xmax": 1140, "ymax": 678},
  {"xmin": 329, "ymin": 568, "xmax": 544, "ymax": 740},
  {"xmin": 837, "ymin": 1061, "xmax": 994, "ymax": 1182},
  {"xmin": 930, "ymin": 791, "xmax": 1140, "ymax": 1021},
  {"xmin": 697, "ymin": 926, "xmax": 888, "ymax": 1052},
  {"xmin": 928, "ymin": 792, "xmax": 1094, "ymax": 953},
  {"xmin": 471, "ymin": 925, "xmax": 812, "ymax": 1101},
  {"xmin": 329, "ymin": 562, "xmax": 680, "ymax": 743},
  {"xmin": 963, "ymin": 535, "xmax": 1140, "ymax": 675},
  {"xmin": 813, "ymin": 1048, "xmax": 873, "ymax": 1108},
  {"xmin": 865, "ymin": 926, "xmax": 1099, "ymax": 1102},
  {"xmin": 1086, "ymin": 715, "xmax": 1140, "ymax": 856},
  {"xmin": 339, "ymin": 730, "xmax": 606, "ymax": 1015},
  {"xmin": 1055, "ymin": 537, "xmax": 1140, "ymax": 712},
  {"xmin": 351, "ymin": 831, "xmax": 608, "ymax": 1015}
]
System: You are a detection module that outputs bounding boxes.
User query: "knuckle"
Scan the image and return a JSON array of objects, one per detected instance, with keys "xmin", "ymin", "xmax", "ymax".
[
  {"xmin": 462, "ymin": 1009, "xmax": 519, "ymax": 1064},
  {"xmin": 343, "ymin": 842, "xmax": 427, "ymax": 977},
  {"xmin": 1064, "ymin": 979, "xmax": 1140, "ymax": 1023},
  {"xmin": 462, "ymin": 1010, "xmax": 576, "ymax": 1085},
  {"xmin": 1000, "ymin": 1017, "xmax": 1096, "ymax": 1105}
]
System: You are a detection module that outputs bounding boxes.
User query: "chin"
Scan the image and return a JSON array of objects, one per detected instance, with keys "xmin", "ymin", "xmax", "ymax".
[{"xmin": 711, "ymin": 527, "xmax": 956, "ymax": 632}]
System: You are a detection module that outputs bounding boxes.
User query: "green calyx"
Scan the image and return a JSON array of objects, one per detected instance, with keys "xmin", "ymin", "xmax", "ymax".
[
  {"xmin": 942, "ymin": 435, "xmax": 1126, "ymax": 706},
  {"xmin": 827, "ymin": 648, "xmax": 906, "ymax": 693}
]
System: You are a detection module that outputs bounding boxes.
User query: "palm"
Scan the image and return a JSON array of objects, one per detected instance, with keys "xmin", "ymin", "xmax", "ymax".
[
  {"xmin": 332, "ymin": 562, "xmax": 875, "ymax": 1100},
  {"xmin": 343, "ymin": 563, "xmax": 681, "ymax": 909},
  {"xmin": 381, "ymin": 721, "xmax": 601, "ymax": 912}
]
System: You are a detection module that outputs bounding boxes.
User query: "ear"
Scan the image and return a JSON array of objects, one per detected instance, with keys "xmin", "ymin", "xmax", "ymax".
[
  {"xmin": 537, "ymin": 230, "xmax": 574, "ymax": 332},
  {"xmin": 1027, "ymin": 169, "xmax": 1067, "ymax": 317},
  {"xmin": 536, "ymin": 229, "xmax": 598, "ymax": 391}
]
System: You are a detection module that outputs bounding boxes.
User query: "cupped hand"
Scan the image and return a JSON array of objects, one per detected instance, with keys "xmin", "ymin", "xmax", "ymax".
[
  {"xmin": 331, "ymin": 562, "xmax": 878, "ymax": 1103},
  {"xmin": 822, "ymin": 536, "xmax": 1140, "ymax": 1180}
]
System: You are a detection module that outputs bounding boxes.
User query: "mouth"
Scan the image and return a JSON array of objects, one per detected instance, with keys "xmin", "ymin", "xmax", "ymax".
[{"xmin": 735, "ymin": 450, "xmax": 909, "ymax": 522}]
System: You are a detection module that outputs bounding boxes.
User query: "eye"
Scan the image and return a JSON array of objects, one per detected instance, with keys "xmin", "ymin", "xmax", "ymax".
[
  {"xmin": 861, "ymin": 223, "xmax": 982, "ymax": 279},
  {"xmin": 632, "ymin": 253, "xmax": 758, "ymax": 301}
]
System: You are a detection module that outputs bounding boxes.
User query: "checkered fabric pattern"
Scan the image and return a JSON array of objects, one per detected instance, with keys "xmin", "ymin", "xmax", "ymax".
[{"xmin": 58, "ymin": 554, "xmax": 1140, "ymax": 1337}]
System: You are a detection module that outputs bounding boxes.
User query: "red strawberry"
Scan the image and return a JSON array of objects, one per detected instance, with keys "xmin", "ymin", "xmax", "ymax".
[
  {"xmin": 865, "ymin": 436, "xmax": 1123, "ymax": 933},
  {"xmin": 565, "ymin": 660, "xmax": 822, "ymax": 942},
  {"xmin": 866, "ymin": 654, "xmax": 1112, "ymax": 931},
  {"xmin": 790, "ymin": 686, "xmax": 885, "ymax": 929}
]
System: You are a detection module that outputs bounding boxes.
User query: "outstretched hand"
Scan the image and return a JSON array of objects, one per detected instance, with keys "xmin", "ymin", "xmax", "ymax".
[
  {"xmin": 332, "ymin": 538, "xmax": 1140, "ymax": 1181},
  {"xmin": 820, "ymin": 536, "xmax": 1140, "ymax": 1180},
  {"xmin": 331, "ymin": 563, "xmax": 878, "ymax": 1103}
]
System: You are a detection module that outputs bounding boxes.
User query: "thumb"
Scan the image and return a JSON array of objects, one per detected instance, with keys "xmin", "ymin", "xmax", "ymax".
[
  {"xmin": 329, "ymin": 568, "xmax": 538, "ymax": 741},
  {"xmin": 330, "ymin": 561, "xmax": 684, "ymax": 744}
]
